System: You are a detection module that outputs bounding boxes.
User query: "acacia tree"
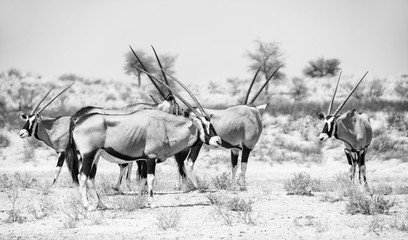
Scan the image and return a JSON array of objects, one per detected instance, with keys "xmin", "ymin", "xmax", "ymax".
[
  {"xmin": 246, "ymin": 39, "xmax": 285, "ymax": 94},
  {"xmin": 124, "ymin": 49, "xmax": 156, "ymax": 87},
  {"xmin": 303, "ymin": 57, "xmax": 341, "ymax": 78}
]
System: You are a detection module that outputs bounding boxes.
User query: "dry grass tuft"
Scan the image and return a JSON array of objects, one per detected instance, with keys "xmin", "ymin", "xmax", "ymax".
[{"xmin": 156, "ymin": 209, "xmax": 181, "ymax": 230}]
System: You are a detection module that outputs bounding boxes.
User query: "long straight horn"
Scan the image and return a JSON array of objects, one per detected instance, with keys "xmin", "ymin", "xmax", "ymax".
[
  {"xmin": 158, "ymin": 67, "xmax": 208, "ymax": 117},
  {"xmin": 151, "ymin": 46, "xmax": 173, "ymax": 99},
  {"xmin": 133, "ymin": 66, "xmax": 203, "ymax": 118},
  {"xmin": 248, "ymin": 65, "xmax": 283, "ymax": 106},
  {"xmin": 332, "ymin": 71, "xmax": 368, "ymax": 117},
  {"xmin": 37, "ymin": 82, "xmax": 75, "ymax": 115},
  {"xmin": 244, "ymin": 64, "xmax": 262, "ymax": 105},
  {"xmin": 30, "ymin": 88, "xmax": 54, "ymax": 115},
  {"xmin": 328, "ymin": 71, "xmax": 342, "ymax": 115},
  {"xmin": 129, "ymin": 45, "xmax": 166, "ymax": 99}
]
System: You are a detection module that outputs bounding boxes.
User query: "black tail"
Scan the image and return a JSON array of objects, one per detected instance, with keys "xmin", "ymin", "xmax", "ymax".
[
  {"xmin": 174, "ymin": 150, "xmax": 189, "ymax": 180},
  {"xmin": 65, "ymin": 115, "xmax": 79, "ymax": 184}
]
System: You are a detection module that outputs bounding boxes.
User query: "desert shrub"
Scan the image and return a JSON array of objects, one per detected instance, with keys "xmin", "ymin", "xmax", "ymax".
[
  {"xmin": 284, "ymin": 172, "xmax": 323, "ymax": 196},
  {"xmin": 303, "ymin": 57, "xmax": 341, "ymax": 78},
  {"xmin": 227, "ymin": 77, "xmax": 244, "ymax": 97},
  {"xmin": 5, "ymin": 187, "xmax": 25, "ymax": 223},
  {"xmin": 0, "ymin": 132, "xmax": 10, "ymax": 148},
  {"xmin": 369, "ymin": 133, "xmax": 408, "ymax": 162},
  {"xmin": 367, "ymin": 215, "xmax": 385, "ymax": 235},
  {"xmin": 395, "ymin": 185, "xmax": 408, "ymax": 195},
  {"xmin": 371, "ymin": 183, "xmax": 393, "ymax": 195},
  {"xmin": 371, "ymin": 134, "xmax": 396, "ymax": 152},
  {"xmin": 344, "ymin": 82, "xmax": 365, "ymax": 101},
  {"xmin": 212, "ymin": 172, "xmax": 237, "ymax": 191},
  {"xmin": 59, "ymin": 73, "xmax": 84, "ymax": 82},
  {"xmin": 209, "ymin": 194, "xmax": 256, "ymax": 226},
  {"xmin": 0, "ymin": 174, "xmax": 13, "ymax": 191},
  {"xmin": 386, "ymin": 112, "xmax": 407, "ymax": 131},
  {"xmin": 7, "ymin": 68, "xmax": 23, "ymax": 79},
  {"xmin": 392, "ymin": 213, "xmax": 408, "ymax": 232},
  {"xmin": 185, "ymin": 174, "xmax": 211, "ymax": 193},
  {"xmin": 206, "ymin": 193, "xmax": 224, "ymax": 205},
  {"xmin": 60, "ymin": 194, "xmax": 87, "ymax": 228},
  {"xmin": 394, "ymin": 77, "xmax": 408, "ymax": 99},
  {"xmin": 28, "ymin": 196, "xmax": 55, "ymax": 219},
  {"xmin": 105, "ymin": 93, "xmax": 117, "ymax": 101},
  {"xmin": 156, "ymin": 209, "xmax": 181, "ymax": 230},
  {"xmin": 346, "ymin": 189, "xmax": 395, "ymax": 215},
  {"xmin": 226, "ymin": 196, "xmax": 253, "ymax": 212},
  {"xmin": 365, "ymin": 78, "xmax": 385, "ymax": 100},
  {"xmin": 0, "ymin": 173, "xmax": 36, "ymax": 190},
  {"xmin": 291, "ymin": 77, "xmax": 308, "ymax": 101}
]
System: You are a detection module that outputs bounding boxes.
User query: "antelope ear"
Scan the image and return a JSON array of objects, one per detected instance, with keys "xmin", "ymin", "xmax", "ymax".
[
  {"xmin": 20, "ymin": 113, "xmax": 28, "ymax": 121},
  {"xmin": 316, "ymin": 112, "xmax": 325, "ymax": 120}
]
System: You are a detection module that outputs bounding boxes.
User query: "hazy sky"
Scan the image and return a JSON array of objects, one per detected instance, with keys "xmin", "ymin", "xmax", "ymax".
[{"xmin": 0, "ymin": 0, "xmax": 407, "ymax": 83}]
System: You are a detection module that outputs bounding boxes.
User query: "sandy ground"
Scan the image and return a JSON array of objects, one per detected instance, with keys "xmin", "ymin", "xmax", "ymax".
[{"xmin": 0, "ymin": 144, "xmax": 407, "ymax": 240}]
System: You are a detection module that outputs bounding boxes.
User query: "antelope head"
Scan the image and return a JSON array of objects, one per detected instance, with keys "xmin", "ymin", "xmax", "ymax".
[
  {"xmin": 316, "ymin": 71, "xmax": 368, "ymax": 141},
  {"xmin": 19, "ymin": 83, "xmax": 74, "ymax": 138}
]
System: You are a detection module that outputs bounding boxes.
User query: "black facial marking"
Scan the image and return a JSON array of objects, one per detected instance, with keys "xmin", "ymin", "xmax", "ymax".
[{"xmin": 21, "ymin": 115, "xmax": 35, "ymax": 136}]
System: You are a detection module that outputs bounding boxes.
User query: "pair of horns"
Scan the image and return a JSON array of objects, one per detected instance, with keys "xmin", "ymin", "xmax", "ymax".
[
  {"xmin": 244, "ymin": 64, "xmax": 282, "ymax": 106},
  {"xmin": 133, "ymin": 65, "xmax": 208, "ymax": 119},
  {"xmin": 129, "ymin": 45, "xmax": 176, "ymax": 102},
  {"xmin": 329, "ymin": 71, "xmax": 368, "ymax": 117},
  {"xmin": 30, "ymin": 82, "xmax": 75, "ymax": 115}
]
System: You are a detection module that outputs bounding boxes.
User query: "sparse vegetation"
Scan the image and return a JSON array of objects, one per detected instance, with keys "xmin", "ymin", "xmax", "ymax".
[
  {"xmin": 28, "ymin": 196, "xmax": 55, "ymax": 220},
  {"xmin": 284, "ymin": 172, "xmax": 323, "ymax": 196},
  {"xmin": 0, "ymin": 132, "xmax": 10, "ymax": 148},
  {"xmin": 110, "ymin": 194, "xmax": 146, "ymax": 211},
  {"xmin": 156, "ymin": 209, "xmax": 181, "ymax": 230},
  {"xmin": 184, "ymin": 174, "xmax": 211, "ymax": 193},
  {"xmin": 346, "ymin": 189, "xmax": 395, "ymax": 215},
  {"xmin": 394, "ymin": 77, "xmax": 408, "ymax": 99},
  {"xmin": 212, "ymin": 172, "xmax": 242, "ymax": 192},
  {"xmin": 5, "ymin": 187, "xmax": 24, "ymax": 223},
  {"xmin": 208, "ymin": 194, "xmax": 256, "ymax": 226}
]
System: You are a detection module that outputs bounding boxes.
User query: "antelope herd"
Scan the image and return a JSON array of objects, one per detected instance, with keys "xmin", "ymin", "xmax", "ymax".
[{"xmin": 18, "ymin": 46, "xmax": 372, "ymax": 210}]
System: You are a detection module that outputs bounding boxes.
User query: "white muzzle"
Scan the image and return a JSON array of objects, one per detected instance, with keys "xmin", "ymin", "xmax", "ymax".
[
  {"xmin": 19, "ymin": 129, "xmax": 29, "ymax": 138},
  {"xmin": 209, "ymin": 136, "xmax": 222, "ymax": 147},
  {"xmin": 318, "ymin": 133, "xmax": 329, "ymax": 142}
]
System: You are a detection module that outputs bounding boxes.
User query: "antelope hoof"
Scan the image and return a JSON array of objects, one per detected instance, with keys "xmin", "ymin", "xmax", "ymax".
[{"xmin": 147, "ymin": 197, "xmax": 155, "ymax": 208}]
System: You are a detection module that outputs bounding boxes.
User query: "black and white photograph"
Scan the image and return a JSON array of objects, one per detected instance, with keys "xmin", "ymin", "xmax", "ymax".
[{"xmin": 0, "ymin": 0, "xmax": 407, "ymax": 239}]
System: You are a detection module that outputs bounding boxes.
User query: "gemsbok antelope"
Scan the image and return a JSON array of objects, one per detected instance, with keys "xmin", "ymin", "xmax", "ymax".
[
  {"xmin": 64, "ymin": 76, "xmax": 222, "ymax": 209},
  {"xmin": 160, "ymin": 64, "xmax": 282, "ymax": 184},
  {"xmin": 316, "ymin": 72, "xmax": 372, "ymax": 188},
  {"xmin": 17, "ymin": 83, "xmax": 161, "ymax": 190}
]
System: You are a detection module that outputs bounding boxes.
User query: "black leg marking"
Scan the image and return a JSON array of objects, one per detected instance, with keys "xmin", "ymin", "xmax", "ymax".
[
  {"xmin": 189, "ymin": 143, "xmax": 203, "ymax": 166},
  {"xmin": 81, "ymin": 151, "xmax": 97, "ymax": 177},
  {"xmin": 231, "ymin": 151, "xmax": 239, "ymax": 168},
  {"xmin": 241, "ymin": 146, "xmax": 252, "ymax": 164},
  {"xmin": 147, "ymin": 159, "xmax": 156, "ymax": 198},
  {"xmin": 344, "ymin": 149, "xmax": 352, "ymax": 165},
  {"xmin": 57, "ymin": 152, "xmax": 65, "ymax": 167},
  {"xmin": 137, "ymin": 161, "xmax": 146, "ymax": 182},
  {"xmin": 89, "ymin": 164, "xmax": 97, "ymax": 180}
]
